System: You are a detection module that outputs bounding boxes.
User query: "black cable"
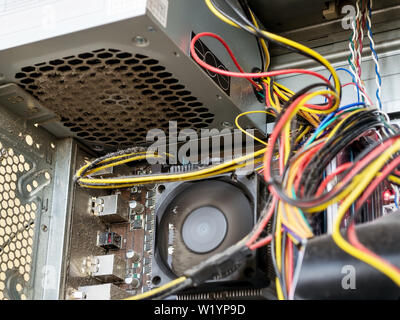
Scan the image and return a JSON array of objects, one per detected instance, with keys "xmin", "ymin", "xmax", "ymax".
[
  {"xmin": 300, "ymin": 110, "xmax": 382, "ymax": 196},
  {"xmin": 152, "ymin": 278, "xmax": 193, "ymax": 300},
  {"xmin": 271, "ymin": 130, "xmax": 400, "ymax": 210},
  {"xmin": 301, "ymin": 111, "xmax": 381, "ymax": 189},
  {"xmin": 238, "ymin": 0, "xmax": 265, "ymax": 72},
  {"xmin": 343, "ymin": 153, "xmax": 400, "ymax": 234},
  {"xmin": 213, "ymin": 0, "xmax": 342, "ymax": 101}
]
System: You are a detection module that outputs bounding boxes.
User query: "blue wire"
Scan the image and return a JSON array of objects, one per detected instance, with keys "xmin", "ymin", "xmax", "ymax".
[
  {"xmin": 335, "ymin": 67, "xmax": 360, "ymax": 103},
  {"xmin": 305, "ymin": 102, "xmax": 366, "ymax": 146},
  {"xmin": 319, "ymin": 102, "xmax": 365, "ymax": 128},
  {"xmin": 325, "ymin": 67, "xmax": 360, "ymax": 103},
  {"xmin": 366, "ymin": 2, "xmax": 383, "ymax": 109}
]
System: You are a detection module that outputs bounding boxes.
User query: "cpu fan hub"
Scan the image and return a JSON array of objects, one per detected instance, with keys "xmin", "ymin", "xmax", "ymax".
[
  {"xmin": 153, "ymin": 178, "xmax": 256, "ymax": 280},
  {"xmin": 182, "ymin": 206, "xmax": 228, "ymax": 254}
]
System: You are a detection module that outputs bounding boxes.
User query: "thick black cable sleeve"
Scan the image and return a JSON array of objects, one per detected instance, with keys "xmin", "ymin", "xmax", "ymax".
[
  {"xmin": 238, "ymin": 0, "xmax": 265, "ymax": 72},
  {"xmin": 183, "ymin": 243, "xmax": 252, "ymax": 285}
]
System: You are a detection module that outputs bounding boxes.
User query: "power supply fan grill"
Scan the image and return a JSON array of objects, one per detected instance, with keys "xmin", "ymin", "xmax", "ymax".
[
  {"xmin": 14, "ymin": 49, "xmax": 215, "ymax": 149},
  {"xmin": 157, "ymin": 180, "xmax": 254, "ymax": 277}
]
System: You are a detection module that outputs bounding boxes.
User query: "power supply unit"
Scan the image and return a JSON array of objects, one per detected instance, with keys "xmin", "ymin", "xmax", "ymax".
[{"xmin": 0, "ymin": 0, "xmax": 265, "ymax": 153}]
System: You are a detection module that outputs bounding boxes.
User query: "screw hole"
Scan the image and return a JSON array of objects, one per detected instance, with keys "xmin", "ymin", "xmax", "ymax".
[
  {"xmin": 152, "ymin": 276, "xmax": 161, "ymax": 286},
  {"xmin": 157, "ymin": 185, "xmax": 165, "ymax": 194}
]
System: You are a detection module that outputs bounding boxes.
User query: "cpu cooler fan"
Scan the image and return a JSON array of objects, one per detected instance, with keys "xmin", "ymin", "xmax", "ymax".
[{"xmin": 150, "ymin": 173, "xmax": 270, "ymax": 292}]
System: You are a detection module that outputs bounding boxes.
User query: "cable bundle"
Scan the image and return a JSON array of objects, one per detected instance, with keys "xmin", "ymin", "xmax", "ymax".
[{"xmin": 75, "ymin": 0, "xmax": 399, "ymax": 300}]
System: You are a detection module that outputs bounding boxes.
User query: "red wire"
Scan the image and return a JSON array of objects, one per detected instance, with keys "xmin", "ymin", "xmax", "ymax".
[
  {"xmin": 246, "ymin": 197, "xmax": 277, "ymax": 247},
  {"xmin": 316, "ymin": 162, "xmax": 353, "ymax": 196},
  {"xmin": 355, "ymin": 155, "xmax": 400, "ymax": 211},
  {"xmin": 190, "ymin": 32, "xmax": 332, "ymax": 89},
  {"xmin": 342, "ymin": 82, "xmax": 355, "ymax": 87},
  {"xmin": 249, "ymin": 234, "xmax": 273, "ymax": 250},
  {"xmin": 268, "ymin": 136, "xmax": 396, "ymax": 207},
  {"xmin": 347, "ymin": 222, "xmax": 400, "ymax": 273},
  {"xmin": 342, "ymin": 82, "xmax": 373, "ymax": 105},
  {"xmin": 191, "ymin": 32, "xmax": 259, "ymax": 88},
  {"xmin": 294, "ymin": 143, "xmax": 324, "ymax": 193},
  {"xmin": 347, "ymin": 222, "xmax": 383, "ymax": 259},
  {"xmin": 263, "ymin": 93, "xmax": 335, "ymax": 201},
  {"xmin": 285, "ymin": 237, "xmax": 294, "ymax": 294},
  {"xmin": 345, "ymin": 155, "xmax": 400, "ymax": 274}
]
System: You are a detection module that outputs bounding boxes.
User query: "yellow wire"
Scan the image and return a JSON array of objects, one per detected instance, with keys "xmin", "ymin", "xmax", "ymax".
[
  {"xmin": 235, "ymin": 110, "xmax": 273, "ymax": 146},
  {"xmin": 283, "ymin": 203, "xmax": 310, "ymax": 239},
  {"xmin": 326, "ymin": 109, "xmax": 365, "ymax": 140},
  {"xmin": 388, "ymin": 174, "xmax": 400, "ymax": 185},
  {"xmin": 204, "ymin": 0, "xmax": 341, "ymax": 98},
  {"xmin": 77, "ymin": 148, "xmax": 267, "ymax": 187},
  {"xmin": 332, "ymin": 140, "xmax": 400, "ymax": 286},
  {"xmin": 273, "ymin": 84, "xmax": 290, "ymax": 102},
  {"xmin": 124, "ymin": 276, "xmax": 187, "ymax": 300},
  {"xmin": 87, "ymin": 155, "xmax": 158, "ymax": 175},
  {"xmin": 283, "ymin": 122, "xmax": 290, "ymax": 164},
  {"xmin": 274, "ymin": 82, "xmax": 295, "ymax": 96},
  {"xmin": 248, "ymin": 8, "xmax": 270, "ymax": 70},
  {"xmin": 80, "ymin": 156, "xmax": 263, "ymax": 189},
  {"xmin": 276, "ymin": 278, "xmax": 284, "ymax": 300},
  {"xmin": 295, "ymin": 126, "xmax": 311, "ymax": 145}
]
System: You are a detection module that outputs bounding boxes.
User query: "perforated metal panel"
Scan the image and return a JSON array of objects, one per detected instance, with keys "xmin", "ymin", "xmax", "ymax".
[
  {"xmin": 0, "ymin": 104, "xmax": 56, "ymax": 300},
  {"xmin": 0, "ymin": 144, "xmax": 37, "ymax": 300},
  {"xmin": 15, "ymin": 49, "xmax": 215, "ymax": 149}
]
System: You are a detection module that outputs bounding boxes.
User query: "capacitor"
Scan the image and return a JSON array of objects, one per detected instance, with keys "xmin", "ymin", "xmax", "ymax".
[
  {"xmin": 126, "ymin": 250, "xmax": 141, "ymax": 263},
  {"xmin": 129, "ymin": 200, "xmax": 144, "ymax": 214},
  {"xmin": 125, "ymin": 276, "xmax": 140, "ymax": 288}
]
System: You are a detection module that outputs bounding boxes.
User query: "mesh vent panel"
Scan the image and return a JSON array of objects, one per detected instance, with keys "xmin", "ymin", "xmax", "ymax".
[
  {"xmin": 15, "ymin": 49, "xmax": 215, "ymax": 148},
  {"xmin": 0, "ymin": 142, "xmax": 37, "ymax": 300}
]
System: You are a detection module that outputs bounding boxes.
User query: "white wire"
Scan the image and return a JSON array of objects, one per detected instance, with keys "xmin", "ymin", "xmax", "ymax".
[
  {"xmin": 355, "ymin": 0, "xmax": 363, "ymax": 80},
  {"xmin": 349, "ymin": 3, "xmax": 365, "ymax": 96},
  {"xmin": 366, "ymin": 0, "xmax": 383, "ymax": 109},
  {"xmin": 288, "ymin": 240, "xmax": 307, "ymax": 300}
]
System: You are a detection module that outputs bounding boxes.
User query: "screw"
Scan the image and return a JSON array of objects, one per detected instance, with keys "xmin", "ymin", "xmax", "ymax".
[
  {"xmin": 133, "ymin": 36, "xmax": 149, "ymax": 47},
  {"xmin": 221, "ymin": 121, "xmax": 233, "ymax": 128},
  {"xmin": 41, "ymin": 225, "xmax": 48, "ymax": 232},
  {"xmin": 92, "ymin": 145, "xmax": 104, "ymax": 152},
  {"xmin": 0, "ymin": 148, "xmax": 7, "ymax": 160}
]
